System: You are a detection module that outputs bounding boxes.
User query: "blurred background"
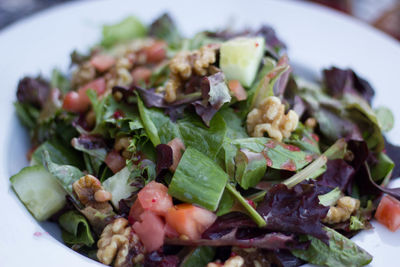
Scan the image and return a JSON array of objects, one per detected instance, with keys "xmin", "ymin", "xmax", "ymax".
[{"xmin": 0, "ymin": 0, "xmax": 399, "ymax": 41}]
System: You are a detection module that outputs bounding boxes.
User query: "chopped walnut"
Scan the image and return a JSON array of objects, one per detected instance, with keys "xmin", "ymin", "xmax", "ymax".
[
  {"xmin": 97, "ymin": 218, "xmax": 144, "ymax": 267},
  {"xmin": 246, "ymin": 96, "xmax": 299, "ymax": 141},
  {"xmin": 305, "ymin": 117, "xmax": 317, "ymax": 129},
  {"xmin": 323, "ymin": 196, "xmax": 360, "ymax": 224},
  {"xmin": 207, "ymin": 256, "xmax": 245, "ymax": 267},
  {"xmin": 231, "ymin": 247, "xmax": 271, "ymax": 267},
  {"xmin": 73, "ymin": 175, "xmax": 112, "ymax": 210},
  {"xmin": 164, "ymin": 44, "xmax": 219, "ymax": 103},
  {"xmin": 72, "ymin": 61, "xmax": 96, "ymax": 87}
]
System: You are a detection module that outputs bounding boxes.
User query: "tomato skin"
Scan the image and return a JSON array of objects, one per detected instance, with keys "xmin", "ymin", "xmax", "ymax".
[
  {"xmin": 62, "ymin": 78, "xmax": 106, "ymax": 113},
  {"xmin": 132, "ymin": 211, "xmax": 165, "ymax": 252},
  {"xmin": 131, "ymin": 67, "xmax": 152, "ymax": 86},
  {"xmin": 166, "ymin": 204, "xmax": 217, "ymax": 240},
  {"xmin": 167, "ymin": 138, "xmax": 186, "ymax": 172},
  {"xmin": 62, "ymin": 91, "xmax": 88, "ymax": 113},
  {"xmin": 228, "ymin": 80, "xmax": 247, "ymax": 101},
  {"xmin": 143, "ymin": 41, "xmax": 167, "ymax": 63},
  {"xmin": 139, "ymin": 181, "xmax": 173, "ymax": 216},
  {"xmin": 375, "ymin": 195, "xmax": 400, "ymax": 232},
  {"xmin": 90, "ymin": 54, "xmax": 115, "ymax": 72},
  {"xmin": 78, "ymin": 78, "xmax": 106, "ymax": 103},
  {"xmin": 104, "ymin": 150, "xmax": 126, "ymax": 173}
]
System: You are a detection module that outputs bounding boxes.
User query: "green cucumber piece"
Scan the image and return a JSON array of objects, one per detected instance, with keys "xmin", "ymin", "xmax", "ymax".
[
  {"xmin": 220, "ymin": 37, "xmax": 265, "ymax": 87},
  {"xmin": 168, "ymin": 147, "xmax": 228, "ymax": 211},
  {"xmin": 10, "ymin": 165, "xmax": 66, "ymax": 221},
  {"xmin": 102, "ymin": 167, "xmax": 139, "ymax": 208}
]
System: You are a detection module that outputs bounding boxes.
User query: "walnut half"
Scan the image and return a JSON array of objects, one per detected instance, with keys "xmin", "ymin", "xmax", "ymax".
[
  {"xmin": 72, "ymin": 175, "xmax": 112, "ymax": 210},
  {"xmin": 246, "ymin": 96, "xmax": 299, "ymax": 141},
  {"xmin": 164, "ymin": 44, "xmax": 220, "ymax": 103},
  {"xmin": 323, "ymin": 196, "xmax": 360, "ymax": 224}
]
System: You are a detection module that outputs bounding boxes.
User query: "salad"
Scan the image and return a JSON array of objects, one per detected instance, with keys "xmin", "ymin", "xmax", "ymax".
[{"xmin": 10, "ymin": 13, "xmax": 400, "ymax": 267}]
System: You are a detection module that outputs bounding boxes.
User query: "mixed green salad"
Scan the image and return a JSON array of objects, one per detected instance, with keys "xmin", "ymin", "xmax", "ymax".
[{"xmin": 10, "ymin": 13, "xmax": 400, "ymax": 267}]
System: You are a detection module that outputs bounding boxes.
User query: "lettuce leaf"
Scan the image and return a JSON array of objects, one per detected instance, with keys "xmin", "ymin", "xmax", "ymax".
[{"xmin": 59, "ymin": 211, "xmax": 94, "ymax": 247}]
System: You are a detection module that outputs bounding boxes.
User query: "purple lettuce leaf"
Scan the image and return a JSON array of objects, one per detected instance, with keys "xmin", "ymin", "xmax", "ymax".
[
  {"xmin": 316, "ymin": 159, "xmax": 355, "ymax": 191},
  {"xmin": 205, "ymin": 25, "xmax": 287, "ymax": 58},
  {"xmin": 144, "ymin": 251, "xmax": 180, "ymax": 267},
  {"xmin": 167, "ymin": 212, "xmax": 308, "ymax": 250},
  {"xmin": 155, "ymin": 144, "xmax": 173, "ymax": 178},
  {"xmin": 17, "ymin": 76, "xmax": 51, "ymax": 108},
  {"xmin": 256, "ymin": 183, "xmax": 330, "ymax": 243},
  {"xmin": 166, "ymin": 229, "xmax": 307, "ymax": 250},
  {"xmin": 193, "ymin": 72, "xmax": 231, "ymax": 126},
  {"xmin": 323, "ymin": 67, "xmax": 375, "ymax": 104}
]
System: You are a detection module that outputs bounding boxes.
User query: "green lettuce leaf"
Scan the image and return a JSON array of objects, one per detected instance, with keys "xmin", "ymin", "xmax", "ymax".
[
  {"xmin": 180, "ymin": 246, "xmax": 216, "ymax": 267},
  {"xmin": 59, "ymin": 211, "xmax": 95, "ymax": 247},
  {"xmin": 101, "ymin": 16, "xmax": 147, "ymax": 48},
  {"xmin": 178, "ymin": 113, "xmax": 227, "ymax": 159},
  {"xmin": 168, "ymin": 147, "xmax": 228, "ymax": 211},
  {"xmin": 42, "ymin": 150, "xmax": 83, "ymax": 207},
  {"xmin": 292, "ymin": 227, "xmax": 372, "ymax": 267},
  {"xmin": 31, "ymin": 138, "xmax": 84, "ymax": 168}
]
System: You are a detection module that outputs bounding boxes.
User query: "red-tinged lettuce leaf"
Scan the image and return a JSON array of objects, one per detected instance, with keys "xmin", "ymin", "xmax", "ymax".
[
  {"xmin": 323, "ymin": 67, "xmax": 375, "ymax": 104},
  {"xmin": 193, "ymin": 72, "xmax": 231, "ymax": 126},
  {"xmin": 316, "ymin": 159, "xmax": 355, "ymax": 191},
  {"xmin": 17, "ymin": 76, "xmax": 50, "ymax": 108},
  {"xmin": 155, "ymin": 144, "xmax": 173, "ymax": 178},
  {"xmin": 256, "ymin": 183, "xmax": 330, "ymax": 243}
]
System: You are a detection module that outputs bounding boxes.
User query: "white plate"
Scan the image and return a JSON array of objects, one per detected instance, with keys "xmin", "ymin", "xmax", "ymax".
[{"xmin": 0, "ymin": 0, "xmax": 399, "ymax": 266}]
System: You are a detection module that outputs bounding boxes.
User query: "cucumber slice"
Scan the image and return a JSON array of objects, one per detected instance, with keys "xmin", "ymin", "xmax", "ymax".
[
  {"xmin": 220, "ymin": 37, "xmax": 265, "ymax": 87},
  {"xmin": 102, "ymin": 167, "xmax": 138, "ymax": 209},
  {"xmin": 10, "ymin": 165, "xmax": 66, "ymax": 221}
]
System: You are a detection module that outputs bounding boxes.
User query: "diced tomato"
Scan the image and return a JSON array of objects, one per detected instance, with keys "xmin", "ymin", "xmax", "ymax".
[
  {"xmin": 132, "ymin": 211, "xmax": 165, "ymax": 252},
  {"xmin": 132, "ymin": 181, "xmax": 173, "ymax": 219},
  {"xmin": 143, "ymin": 41, "xmax": 167, "ymax": 63},
  {"xmin": 131, "ymin": 67, "xmax": 152, "ymax": 86},
  {"xmin": 129, "ymin": 198, "xmax": 145, "ymax": 223},
  {"xmin": 105, "ymin": 150, "xmax": 126, "ymax": 173},
  {"xmin": 164, "ymin": 223, "xmax": 179, "ymax": 238},
  {"xmin": 63, "ymin": 78, "xmax": 106, "ymax": 113},
  {"xmin": 90, "ymin": 54, "xmax": 116, "ymax": 72},
  {"xmin": 375, "ymin": 195, "xmax": 400, "ymax": 232},
  {"xmin": 63, "ymin": 91, "xmax": 88, "ymax": 113},
  {"xmin": 167, "ymin": 138, "xmax": 186, "ymax": 172},
  {"xmin": 166, "ymin": 204, "xmax": 217, "ymax": 240},
  {"xmin": 228, "ymin": 80, "xmax": 247, "ymax": 101},
  {"xmin": 78, "ymin": 78, "xmax": 106, "ymax": 103}
]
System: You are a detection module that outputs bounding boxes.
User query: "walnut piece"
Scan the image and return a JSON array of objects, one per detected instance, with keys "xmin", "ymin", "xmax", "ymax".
[
  {"xmin": 97, "ymin": 218, "xmax": 144, "ymax": 267},
  {"xmin": 207, "ymin": 256, "xmax": 245, "ymax": 267},
  {"xmin": 164, "ymin": 44, "xmax": 219, "ymax": 103},
  {"xmin": 73, "ymin": 175, "xmax": 112, "ymax": 210},
  {"xmin": 247, "ymin": 96, "xmax": 299, "ymax": 141},
  {"xmin": 72, "ymin": 61, "xmax": 96, "ymax": 87},
  {"xmin": 323, "ymin": 196, "xmax": 360, "ymax": 224}
]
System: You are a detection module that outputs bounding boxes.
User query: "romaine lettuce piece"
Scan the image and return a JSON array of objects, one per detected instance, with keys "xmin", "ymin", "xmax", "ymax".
[{"xmin": 168, "ymin": 147, "xmax": 228, "ymax": 211}]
